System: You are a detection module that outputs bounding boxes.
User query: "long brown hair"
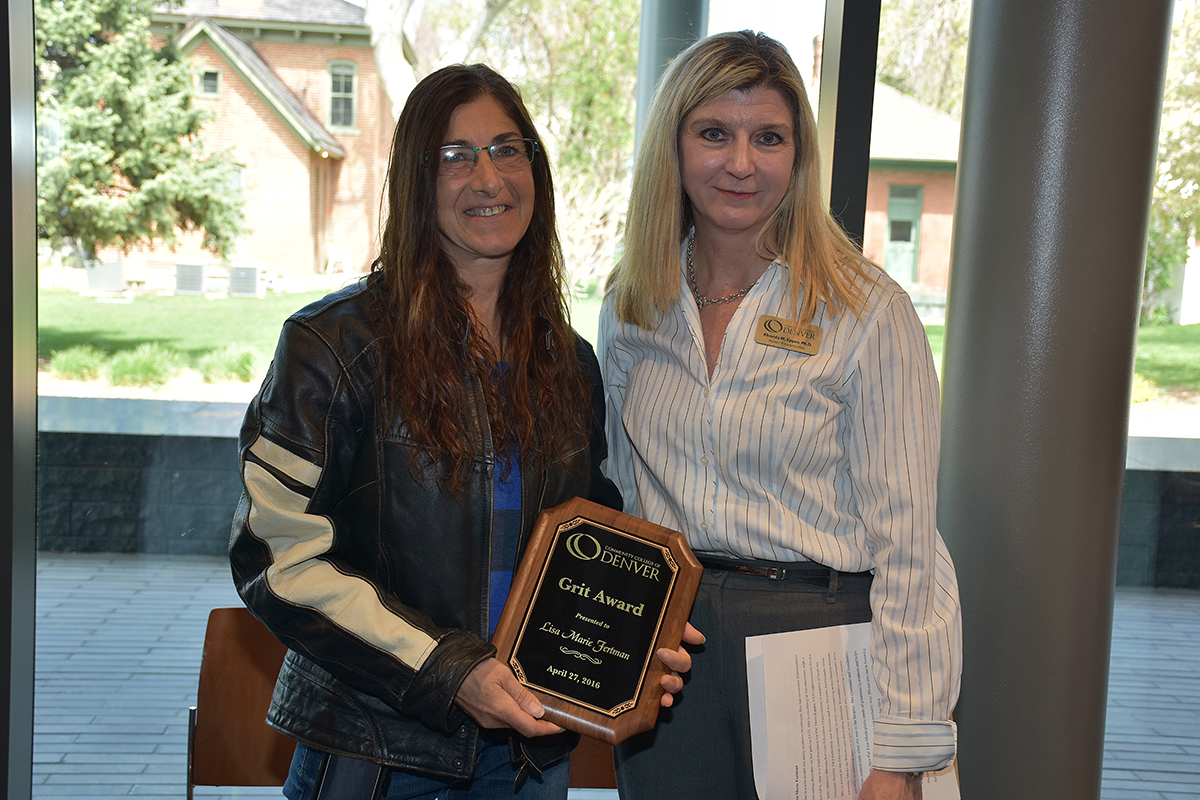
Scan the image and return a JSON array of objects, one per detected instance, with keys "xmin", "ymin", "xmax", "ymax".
[
  {"xmin": 608, "ymin": 31, "xmax": 874, "ymax": 328},
  {"xmin": 368, "ymin": 64, "xmax": 587, "ymax": 487}
]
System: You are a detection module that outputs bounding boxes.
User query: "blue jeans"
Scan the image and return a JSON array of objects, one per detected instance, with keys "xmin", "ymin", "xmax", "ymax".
[{"xmin": 283, "ymin": 738, "xmax": 570, "ymax": 800}]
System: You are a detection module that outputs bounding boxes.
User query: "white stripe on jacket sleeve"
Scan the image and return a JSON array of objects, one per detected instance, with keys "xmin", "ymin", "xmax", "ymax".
[{"xmin": 243, "ymin": 451, "xmax": 439, "ymax": 671}]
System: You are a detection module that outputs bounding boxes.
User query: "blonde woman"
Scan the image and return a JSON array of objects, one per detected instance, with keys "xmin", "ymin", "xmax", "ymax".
[{"xmin": 599, "ymin": 31, "xmax": 962, "ymax": 800}]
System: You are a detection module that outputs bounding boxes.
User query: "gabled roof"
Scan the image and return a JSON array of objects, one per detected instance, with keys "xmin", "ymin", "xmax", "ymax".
[
  {"xmin": 869, "ymin": 83, "xmax": 962, "ymax": 165},
  {"xmin": 176, "ymin": 17, "xmax": 345, "ymax": 159},
  {"xmin": 157, "ymin": 0, "xmax": 365, "ymax": 29}
]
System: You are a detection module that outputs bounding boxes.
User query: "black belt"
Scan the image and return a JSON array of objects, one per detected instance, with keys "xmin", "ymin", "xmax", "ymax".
[{"xmin": 696, "ymin": 555, "xmax": 870, "ymax": 603}]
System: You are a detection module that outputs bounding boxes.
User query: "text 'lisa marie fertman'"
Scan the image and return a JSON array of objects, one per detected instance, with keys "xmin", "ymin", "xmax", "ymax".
[{"xmin": 537, "ymin": 621, "xmax": 633, "ymax": 661}]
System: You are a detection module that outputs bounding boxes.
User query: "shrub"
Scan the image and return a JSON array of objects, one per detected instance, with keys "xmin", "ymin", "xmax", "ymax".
[
  {"xmin": 198, "ymin": 346, "xmax": 259, "ymax": 383},
  {"xmin": 49, "ymin": 345, "xmax": 106, "ymax": 380},
  {"xmin": 1131, "ymin": 373, "xmax": 1160, "ymax": 403},
  {"xmin": 1141, "ymin": 205, "xmax": 1187, "ymax": 325},
  {"xmin": 106, "ymin": 343, "xmax": 179, "ymax": 387}
]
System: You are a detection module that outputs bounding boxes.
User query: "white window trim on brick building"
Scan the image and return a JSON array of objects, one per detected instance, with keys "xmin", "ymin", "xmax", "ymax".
[{"xmin": 328, "ymin": 61, "xmax": 357, "ymax": 131}]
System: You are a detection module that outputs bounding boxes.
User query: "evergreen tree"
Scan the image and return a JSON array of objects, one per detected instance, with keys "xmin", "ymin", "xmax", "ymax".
[{"xmin": 35, "ymin": 0, "xmax": 245, "ymax": 262}]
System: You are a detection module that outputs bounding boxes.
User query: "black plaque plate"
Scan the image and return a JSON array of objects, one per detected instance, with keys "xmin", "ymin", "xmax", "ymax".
[{"xmin": 492, "ymin": 497, "xmax": 701, "ymax": 744}]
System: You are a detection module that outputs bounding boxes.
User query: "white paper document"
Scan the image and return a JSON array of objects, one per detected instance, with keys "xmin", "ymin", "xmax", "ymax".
[{"xmin": 746, "ymin": 624, "xmax": 959, "ymax": 800}]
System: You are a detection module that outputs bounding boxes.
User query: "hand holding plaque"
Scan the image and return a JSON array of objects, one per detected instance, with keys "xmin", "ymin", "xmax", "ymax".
[{"xmin": 491, "ymin": 497, "xmax": 702, "ymax": 744}]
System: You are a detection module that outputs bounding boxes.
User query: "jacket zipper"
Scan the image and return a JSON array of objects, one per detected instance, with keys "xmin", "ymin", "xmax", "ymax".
[{"xmin": 469, "ymin": 372, "xmax": 495, "ymax": 641}]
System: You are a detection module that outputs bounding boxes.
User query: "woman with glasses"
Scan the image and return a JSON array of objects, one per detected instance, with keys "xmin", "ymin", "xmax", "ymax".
[
  {"xmin": 599, "ymin": 32, "xmax": 961, "ymax": 800},
  {"xmin": 231, "ymin": 64, "xmax": 695, "ymax": 800}
]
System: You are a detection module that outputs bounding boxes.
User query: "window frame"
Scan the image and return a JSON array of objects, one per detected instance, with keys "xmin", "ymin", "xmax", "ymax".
[
  {"xmin": 328, "ymin": 60, "xmax": 358, "ymax": 131},
  {"xmin": 198, "ymin": 68, "xmax": 221, "ymax": 98}
]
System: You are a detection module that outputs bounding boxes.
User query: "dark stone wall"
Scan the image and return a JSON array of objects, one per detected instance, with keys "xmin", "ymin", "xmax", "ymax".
[
  {"xmin": 1154, "ymin": 472, "xmax": 1200, "ymax": 589},
  {"xmin": 1116, "ymin": 470, "xmax": 1163, "ymax": 587},
  {"xmin": 37, "ymin": 432, "xmax": 242, "ymax": 556},
  {"xmin": 1115, "ymin": 469, "xmax": 1200, "ymax": 589}
]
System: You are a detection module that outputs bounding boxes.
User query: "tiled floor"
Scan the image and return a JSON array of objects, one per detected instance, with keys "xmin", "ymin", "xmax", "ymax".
[
  {"xmin": 31, "ymin": 553, "xmax": 1200, "ymax": 799},
  {"xmin": 33, "ymin": 554, "xmax": 251, "ymax": 799},
  {"xmin": 1103, "ymin": 589, "xmax": 1200, "ymax": 799}
]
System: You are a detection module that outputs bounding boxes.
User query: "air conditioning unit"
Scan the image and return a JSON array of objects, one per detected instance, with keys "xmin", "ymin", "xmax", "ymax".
[
  {"xmin": 175, "ymin": 261, "xmax": 208, "ymax": 295},
  {"xmin": 229, "ymin": 263, "xmax": 265, "ymax": 298},
  {"xmin": 85, "ymin": 260, "xmax": 125, "ymax": 293}
]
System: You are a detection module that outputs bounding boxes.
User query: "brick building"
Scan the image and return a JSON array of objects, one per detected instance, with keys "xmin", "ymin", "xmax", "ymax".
[
  {"xmin": 142, "ymin": 0, "xmax": 393, "ymax": 283},
  {"xmin": 862, "ymin": 83, "xmax": 961, "ymax": 317}
]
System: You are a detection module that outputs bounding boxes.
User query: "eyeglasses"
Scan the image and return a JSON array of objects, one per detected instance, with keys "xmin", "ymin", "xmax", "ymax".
[{"xmin": 428, "ymin": 138, "xmax": 539, "ymax": 175}]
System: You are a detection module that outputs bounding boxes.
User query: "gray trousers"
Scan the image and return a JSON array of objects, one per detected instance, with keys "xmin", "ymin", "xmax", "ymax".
[{"xmin": 614, "ymin": 562, "xmax": 873, "ymax": 800}]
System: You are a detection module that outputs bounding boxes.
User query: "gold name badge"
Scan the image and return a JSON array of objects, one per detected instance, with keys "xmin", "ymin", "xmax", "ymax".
[{"xmin": 755, "ymin": 315, "xmax": 822, "ymax": 355}]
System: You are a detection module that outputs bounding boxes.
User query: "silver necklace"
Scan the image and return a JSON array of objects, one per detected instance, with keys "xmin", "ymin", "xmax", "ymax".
[{"xmin": 686, "ymin": 233, "xmax": 757, "ymax": 310}]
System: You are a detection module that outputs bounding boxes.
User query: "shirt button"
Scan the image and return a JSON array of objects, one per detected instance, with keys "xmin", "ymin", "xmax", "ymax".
[
  {"xmin": 453, "ymin": 757, "xmax": 465, "ymax": 770},
  {"xmin": 700, "ymin": 456, "xmax": 709, "ymax": 466},
  {"xmin": 700, "ymin": 522, "xmax": 709, "ymax": 532}
]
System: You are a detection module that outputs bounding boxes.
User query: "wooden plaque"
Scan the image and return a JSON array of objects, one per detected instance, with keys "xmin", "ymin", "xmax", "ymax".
[{"xmin": 492, "ymin": 497, "xmax": 702, "ymax": 745}]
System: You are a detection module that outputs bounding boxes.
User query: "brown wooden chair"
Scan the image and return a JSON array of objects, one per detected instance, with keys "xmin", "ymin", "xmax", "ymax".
[
  {"xmin": 187, "ymin": 607, "xmax": 294, "ymax": 799},
  {"xmin": 187, "ymin": 607, "xmax": 616, "ymax": 795},
  {"xmin": 568, "ymin": 735, "xmax": 618, "ymax": 789}
]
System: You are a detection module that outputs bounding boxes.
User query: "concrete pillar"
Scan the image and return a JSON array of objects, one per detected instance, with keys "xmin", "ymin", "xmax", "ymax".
[
  {"xmin": 938, "ymin": 2, "xmax": 1173, "ymax": 798},
  {"xmin": 634, "ymin": 0, "xmax": 708, "ymax": 147}
]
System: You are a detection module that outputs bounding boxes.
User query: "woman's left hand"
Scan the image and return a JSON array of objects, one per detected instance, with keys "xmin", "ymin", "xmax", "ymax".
[{"xmin": 656, "ymin": 622, "xmax": 705, "ymax": 707}]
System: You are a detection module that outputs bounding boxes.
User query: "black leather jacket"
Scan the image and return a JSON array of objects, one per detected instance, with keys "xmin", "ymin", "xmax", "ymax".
[{"xmin": 230, "ymin": 282, "xmax": 620, "ymax": 780}]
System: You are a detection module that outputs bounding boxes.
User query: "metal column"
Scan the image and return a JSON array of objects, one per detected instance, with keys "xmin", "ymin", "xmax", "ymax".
[
  {"xmin": 634, "ymin": 0, "xmax": 708, "ymax": 147},
  {"xmin": 938, "ymin": 2, "xmax": 1174, "ymax": 798},
  {"xmin": 5, "ymin": 0, "xmax": 39, "ymax": 795}
]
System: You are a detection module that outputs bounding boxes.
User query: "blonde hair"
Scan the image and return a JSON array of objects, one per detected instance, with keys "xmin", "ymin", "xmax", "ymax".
[{"xmin": 609, "ymin": 30, "xmax": 874, "ymax": 328}]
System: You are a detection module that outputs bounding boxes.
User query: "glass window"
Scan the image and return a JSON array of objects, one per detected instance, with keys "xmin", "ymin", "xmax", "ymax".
[
  {"xmin": 707, "ymin": 0, "xmax": 828, "ymax": 110},
  {"xmin": 200, "ymin": 69, "xmax": 220, "ymax": 96},
  {"xmin": 873, "ymin": 0, "xmax": 967, "ymax": 313},
  {"xmin": 330, "ymin": 62, "xmax": 356, "ymax": 129}
]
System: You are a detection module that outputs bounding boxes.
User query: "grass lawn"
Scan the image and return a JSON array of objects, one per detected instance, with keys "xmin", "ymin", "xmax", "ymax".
[
  {"xmin": 38, "ymin": 288, "xmax": 333, "ymax": 368},
  {"xmin": 925, "ymin": 324, "xmax": 944, "ymax": 368},
  {"xmin": 38, "ymin": 289, "xmax": 1199, "ymax": 392},
  {"xmin": 1135, "ymin": 323, "xmax": 1200, "ymax": 390}
]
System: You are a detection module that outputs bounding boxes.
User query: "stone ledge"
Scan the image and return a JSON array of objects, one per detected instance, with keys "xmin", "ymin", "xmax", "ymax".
[
  {"xmin": 38, "ymin": 396, "xmax": 247, "ymax": 438},
  {"xmin": 37, "ymin": 395, "xmax": 1200, "ymax": 474},
  {"xmin": 1126, "ymin": 436, "xmax": 1200, "ymax": 473}
]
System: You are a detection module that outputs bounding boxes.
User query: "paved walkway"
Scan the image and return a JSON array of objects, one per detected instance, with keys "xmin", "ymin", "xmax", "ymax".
[
  {"xmin": 1103, "ymin": 588, "xmax": 1200, "ymax": 799},
  {"xmin": 31, "ymin": 553, "xmax": 1200, "ymax": 799}
]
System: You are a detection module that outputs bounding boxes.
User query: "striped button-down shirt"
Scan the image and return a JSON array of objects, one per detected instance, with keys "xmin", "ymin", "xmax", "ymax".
[{"xmin": 598, "ymin": 255, "xmax": 962, "ymax": 772}]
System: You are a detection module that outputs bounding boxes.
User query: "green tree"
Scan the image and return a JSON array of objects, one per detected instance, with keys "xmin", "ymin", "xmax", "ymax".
[
  {"xmin": 364, "ymin": 0, "xmax": 515, "ymax": 117},
  {"xmin": 877, "ymin": 0, "xmax": 971, "ymax": 116},
  {"xmin": 479, "ymin": 0, "xmax": 640, "ymax": 292},
  {"xmin": 1142, "ymin": 204, "xmax": 1188, "ymax": 324},
  {"xmin": 1145, "ymin": 0, "xmax": 1200, "ymax": 323},
  {"xmin": 35, "ymin": 0, "xmax": 245, "ymax": 262},
  {"xmin": 360, "ymin": 0, "xmax": 636, "ymax": 292},
  {"xmin": 363, "ymin": 0, "xmax": 638, "ymax": 292}
]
